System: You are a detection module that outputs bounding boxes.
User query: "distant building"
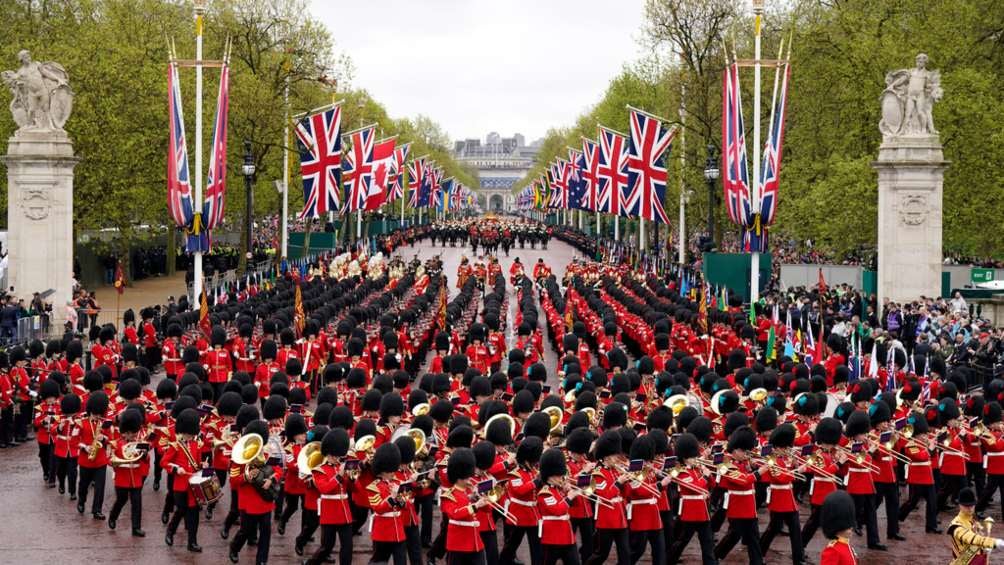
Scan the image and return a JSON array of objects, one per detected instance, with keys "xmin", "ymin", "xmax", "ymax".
[{"xmin": 453, "ymin": 133, "xmax": 540, "ymax": 211}]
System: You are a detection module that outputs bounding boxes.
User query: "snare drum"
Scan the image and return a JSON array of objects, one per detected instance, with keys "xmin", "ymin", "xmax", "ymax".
[{"xmin": 189, "ymin": 473, "xmax": 223, "ymax": 506}]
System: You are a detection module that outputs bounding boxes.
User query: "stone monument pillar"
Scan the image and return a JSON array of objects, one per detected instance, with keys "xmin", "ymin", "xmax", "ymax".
[
  {"xmin": 1, "ymin": 50, "xmax": 77, "ymax": 330},
  {"xmin": 872, "ymin": 53, "xmax": 948, "ymax": 308}
]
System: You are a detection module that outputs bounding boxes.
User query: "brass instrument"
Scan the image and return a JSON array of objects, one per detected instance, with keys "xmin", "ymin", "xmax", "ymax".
[
  {"xmin": 832, "ymin": 444, "xmax": 882, "ymax": 473},
  {"xmin": 411, "ymin": 402, "xmax": 430, "ymax": 418},
  {"xmin": 391, "ymin": 426, "xmax": 427, "ymax": 454},
  {"xmin": 866, "ymin": 432, "xmax": 912, "ymax": 464},
  {"xmin": 353, "ymin": 434, "xmax": 377, "ymax": 455},
  {"xmin": 561, "ymin": 476, "xmax": 614, "ymax": 509},
  {"xmin": 296, "ymin": 441, "xmax": 324, "ymax": 477},
  {"xmin": 971, "ymin": 423, "xmax": 997, "ymax": 442},
  {"xmin": 233, "ymin": 433, "xmax": 279, "ymax": 501},
  {"xmin": 746, "ymin": 387, "xmax": 769, "ymax": 404},
  {"xmin": 87, "ymin": 419, "xmax": 103, "ymax": 462},
  {"xmin": 110, "ymin": 442, "xmax": 147, "ymax": 467},
  {"xmin": 748, "ymin": 454, "xmax": 808, "ymax": 481},
  {"xmin": 580, "ymin": 407, "xmax": 597, "ymax": 427},
  {"xmin": 663, "ymin": 394, "xmax": 690, "ymax": 416},
  {"xmin": 789, "ymin": 450, "xmax": 841, "ymax": 482},
  {"xmin": 482, "ymin": 413, "xmax": 517, "ymax": 439},
  {"xmin": 542, "ymin": 406, "xmax": 564, "ymax": 435}
]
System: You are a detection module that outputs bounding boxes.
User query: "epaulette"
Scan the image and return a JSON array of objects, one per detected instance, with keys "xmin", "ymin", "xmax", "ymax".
[
  {"xmin": 439, "ymin": 488, "xmax": 456, "ymax": 502},
  {"xmin": 366, "ymin": 481, "xmax": 381, "ymax": 494}
]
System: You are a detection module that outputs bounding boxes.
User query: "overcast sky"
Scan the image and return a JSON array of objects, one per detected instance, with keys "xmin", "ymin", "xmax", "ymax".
[{"xmin": 309, "ymin": 0, "xmax": 648, "ymax": 144}]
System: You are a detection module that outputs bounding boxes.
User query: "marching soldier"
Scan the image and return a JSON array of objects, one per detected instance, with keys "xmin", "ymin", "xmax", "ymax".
[
  {"xmin": 107, "ymin": 407, "xmax": 149, "ymax": 537},
  {"xmin": 819, "ymin": 491, "xmax": 858, "ymax": 565}
]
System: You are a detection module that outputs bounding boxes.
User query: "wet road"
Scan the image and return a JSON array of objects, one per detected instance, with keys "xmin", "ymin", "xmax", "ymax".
[{"xmin": 0, "ymin": 238, "xmax": 955, "ymax": 564}]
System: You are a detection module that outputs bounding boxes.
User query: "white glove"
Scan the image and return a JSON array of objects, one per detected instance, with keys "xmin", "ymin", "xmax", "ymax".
[{"xmin": 995, "ymin": 539, "xmax": 1004, "ymax": 549}]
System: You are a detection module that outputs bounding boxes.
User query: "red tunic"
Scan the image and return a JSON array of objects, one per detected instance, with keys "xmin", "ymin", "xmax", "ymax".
[
  {"xmin": 983, "ymin": 431, "xmax": 1004, "ymax": 475},
  {"xmin": 761, "ymin": 456, "xmax": 798, "ymax": 513},
  {"xmin": 718, "ymin": 461, "xmax": 757, "ymax": 519},
  {"xmin": 504, "ymin": 466, "xmax": 540, "ymax": 527},
  {"xmin": 537, "ymin": 485, "xmax": 575, "ymax": 544},
  {"xmin": 206, "ymin": 348, "xmax": 232, "ymax": 383},
  {"xmin": 442, "ymin": 485, "xmax": 484, "ymax": 553},
  {"xmin": 162, "ymin": 438, "xmax": 204, "ymax": 506},
  {"xmin": 624, "ymin": 473, "xmax": 661, "ymax": 531},
  {"xmin": 33, "ymin": 400, "xmax": 61, "ymax": 445},
  {"xmin": 939, "ymin": 430, "xmax": 967, "ymax": 476},
  {"xmin": 162, "ymin": 339, "xmax": 183, "ymax": 377},
  {"xmin": 676, "ymin": 467, "xmax": 710, "ymax": 522},
  {"xmin": 842, "ymin": 452, "xmax": 876, "ymax": 495},
  {"xmin": 367, "ymin": 479, "xmax": 405, "ymax": 542},
  {"xmin": 75, "ymin": 417, "xmax": 110, "ymax": 468},
  {"xmin": 820, "ymin": 538, "xmax": 858, "ymax": 565},
  {"xmin": 902, "ymin": 440, "xmax": 935, "ymax": 485},
  {"xmin": 591, "ymin": 466, "xmax": 627, "ymax": 529},
  {"xmin": 112, "ymin": 438, "xmax": 150, "ymax": 488},
  {"xmin": 313, "ymin": 462, "xmax": 352, "ymax": 525},
  {"xmin": 808, "ymin": 451, "xmax": 840, "ymax": 506},
  {"xmin": 230, "ymin": 461, "xmax": 278, "ymax": 514}
]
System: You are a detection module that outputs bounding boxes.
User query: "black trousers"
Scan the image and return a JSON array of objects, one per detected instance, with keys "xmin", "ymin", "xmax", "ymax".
[
  {"xmin": 977, "ymin": 473, "xmax": 1004, "ymax": 516},
  {"xmin": 77, "ymin": 465, "xmax": 106, "ymax": 514},
  {"xmin": 350, "ymin": 499, "xmax": 370, "ymax": 535},
  {"xmin": 800, "ymin": 504, "xmax": 822, "ymax": 548},
  {"xmin": 279, "ymin": 492, "xmax": 302, "ymax": 526},
  {"xmin": 167, "ymin": 490, "xmax": 200, "ymax": 545},
  {"xmin": 900, "ymin": 483, "xmax": 938, "ymax": 531},
  {"xmin": 55, "ymin": 455, "xmax": 77, "ymax": 494},
  {"xmin": 110, "ymin": 486, "xmax": 143, "ymax": 530},
  {"xmin": 584, "ymin": 527, "xmax": 630, "ymax": 565},
  {"xmin": 629, "ymin": 529, "xmax": 665, "ymax": 564},
  {"xmin": 306, "ymin": 523, "xmax": 353, "ymax": 565},
  {"xmin": 153, "ymin": 449, "xmax": 164, "ymax": 485},
  {"xmin": 447, "ymin": 550, "xmax": 486, "ymax": 565},
  {"xmin": 852, "ymin": 493, "xmax": 880, "ymax": 547},
  {"xmin": 570, "ymin": 517, "xmax": 594, "ymax": 563},
  {"xmin": 939, "ymin": 474, "xmax": 965, "ymax": 509},
  {"xmin": 371, "ymin": 540, "xmax": 407, "ymax": 564},
  {"xmin": 760, "ymin": 510, "xmax": 804, "ymax": 564},
  {"xmin": 968, "ymin": 461, "xmax": 986, "ymax": 495},
  {"xmin": 38, "ymin": 442, "xmax": 52, "ymax": 480},
  {"xmin": 415, "ymin": 494, "xmax": 434, "ymax": 545},
  {"xmin": 714, "ymin": 517, "xmax": 763, "ymax": 564},
  {"xmin": 873, "ymin": 481, "xmax": 901, "ymax": 537},
  {"xmin": 429, "ymin": 510, "xmax": 448, "ymax": 561},
  {"xmin": 499, "ymin": 524, "xmax": 542, "ymax": 565},
  {"xmin": 296, "ymin": 508, "xmax": 320, "ymax": 550},
  {"xmin": 481, "ymin": 530, "xmax": 499, "ymax": 565},
  {"xmin": 405, "ymin": 524, "xmax": 424, "ymax": 565},
  {"xmin": 667, "ymin": 521, "xmax": 718, "ymax": 565},
  {"xmin": 544, "ymin": 543, "xmax": 581, "ymax": 565},
  {"xmin": 223, "ymin": 488, "xmax": 241, "ymax": 532},
  {"xmin": 14, "ymin": 400, "xmax": 31, "ymax": 439},
  {"xmin": 162, "ymin": 472, "xmax": 175, "ymax": 516},
  {"xmin": 0, "ymin": 406, "xmax": 13, "ymax": 444},
  {"xmin": 230, "ymin": 510, "xmax": 272, "ymax": 564}
]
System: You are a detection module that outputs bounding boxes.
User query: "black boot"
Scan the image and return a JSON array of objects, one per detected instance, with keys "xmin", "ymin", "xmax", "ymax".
[{"xmin": 187, "ymin": 542, "xmax": 202, "ymax": 553}]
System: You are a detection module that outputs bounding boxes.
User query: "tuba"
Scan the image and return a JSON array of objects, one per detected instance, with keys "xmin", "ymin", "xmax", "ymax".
[
  {"xmin": 411, "ymin": 402, "xmax": 431, "ymax": 418},
  {"xmin": 110, "ymin": 442, "xmax": 146, "ymax": 467},
  {"xmin": 391, "ymin": 425, "xmax": 427, "ymax": 455},
  {"xmin": 483, "ymin": 413, "xmax": 517, "ymax": 439},
  {"xmin": 297, "ymin": 441, "xmax": 324, "ymax": 477},
  {"xmin": 353, "ymin": 434, "xmax": 377, "ymax": 455},
  {"xmin": 232, "ymin": 433, "xmax": 279, "ymax": 501},
  {"xmin": 542, "ymin": 406, "xmax": 564, "ymax": 435}
]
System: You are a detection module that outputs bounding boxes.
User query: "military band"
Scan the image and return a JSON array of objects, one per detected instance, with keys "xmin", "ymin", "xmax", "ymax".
[{"xmin": 6, "ymin": 217, "xmax": 1004, "ymax": 564}]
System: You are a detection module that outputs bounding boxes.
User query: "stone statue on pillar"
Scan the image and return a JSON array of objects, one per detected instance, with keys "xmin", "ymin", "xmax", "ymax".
[
  {"xmin": 1, "ymin": 50, "xmax": 78, "ymax": 331},
  {"xmin": 1, "ymin": 50, "xmax": 73, "ymax": 132},
  {"xmin": 873, "ymin": 54, "xmax": 948, "ymax": 308}
]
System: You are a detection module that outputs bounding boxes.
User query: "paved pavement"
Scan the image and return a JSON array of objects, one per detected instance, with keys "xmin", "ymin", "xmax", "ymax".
[{"xmin": 0, "ymin": 239, "xmax": 953, "ymax": 564}]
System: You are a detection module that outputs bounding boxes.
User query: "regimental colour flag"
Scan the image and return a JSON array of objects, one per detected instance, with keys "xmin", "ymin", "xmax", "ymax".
[
  {"xmin": 294, "ymin": 104, "xmax": 343, "ymax": 219},
  {"xmin": 365, "ymin": 137, "xmax": 396, "ymax": 211},
  {"xmin": 625, "ymin": 107, "xmax": 677, "ymax": 224}
]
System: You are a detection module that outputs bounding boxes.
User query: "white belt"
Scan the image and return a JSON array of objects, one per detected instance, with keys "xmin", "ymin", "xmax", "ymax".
[
  {"xmin": 905, "ymin": 460, "xmax": 930, "ymax": 480},
  {"xmin": 117, "ymin": 463, "xmax": 139, "ymax": 469},
  {"xmin": 766, "ymin": 484, "xmax": 792, "ymax": 505},
  {"xmin": 627, "ymin": 498, "xmax": 656, "ymax": 520},
  {"xmin": 848, "ymin": 468, "xmax": 872, "ymax": 473},
  {"xmin": 509, "ymin": 498, "xmax": 537, "ymax": 507},
  {"xmin": 678, "ymin": 495, "xmax": 706, "ymax": 516},
  {"xmin": 539, "ymin": 514, "xmax": 571, "ymax": 536},
  {"xmin": 984, "ymin": 453, "xmax": 1004, "ymax": 469},
  {"xmin": 723, "ymin": 489, "xmax": 752, "ymax": 509},
  {"xmin": 809, "ymin": 477, "xmax": 835, "ymax": 497},
  {"xmin": 593, "ymin": 496, "xmax": 623, "ymax": 520},
  {"xmin": 450, "ymin": 519, "xmax": 479, "ymax": 527},
  {"xmin": 320, "ymin": 494, "xmax": 348, "ymax": 500},
  {"xmin": 367, "ymin": 511, "xmax": 401, "ymax": 533}
]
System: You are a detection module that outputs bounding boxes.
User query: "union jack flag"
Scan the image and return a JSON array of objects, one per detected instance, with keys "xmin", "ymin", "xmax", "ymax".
[
  {"xmin": 201, "ymin": 63, "xmax": 229, "ymax": 234},
  {"xmin": 580, "ymin": 137, "xmax": 600, "ymax": 211},
  {"xmin": 343, "ymin": 125, "xmax": 376, "ymax": 212},
  {"xmin": 364, "ymin": 137, "xmax": 396, "ymax": 211},
  {"xmin": 389, "ymin": 142, "xmax": 411, "ymax": 202},
  {"xmin": 759, "ymin": 60, "xmax": 790, "ymax": 227},
  {"xmin": 722, "ymin": 61, "xmax": 752, "ymax": 228},
  {"xmin": 294, "ymin": 104, "xmax": 342, "ymax": 219},
  {"xmin": 625, "ymin": 107, "xmax": 677, "ymax": 224},
  {"xmin": 596, "ymin": 126, "xmax": 629, "ymax": 217},
  {"xmin": 549, "ymin": 159, "xmax": 569, "ymax": 209},
  {"xmin": 407, "ymin": 156, "xmax": 425, "ymax": 207},
  {"xmin": 166, "ymin": 61, "xmax": 194, "ymax": 229}
]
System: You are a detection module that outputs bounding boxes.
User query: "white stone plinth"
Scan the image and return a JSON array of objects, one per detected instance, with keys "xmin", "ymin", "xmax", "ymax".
[
  {"xmin": 872, "ymin": 134, "xmax": 947, "ymax": 308},
  {"xmin": 2, "ymin": 130, "xmax": 78, "ymax": 331}
]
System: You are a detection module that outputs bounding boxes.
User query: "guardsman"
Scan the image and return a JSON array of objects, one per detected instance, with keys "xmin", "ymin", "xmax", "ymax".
[
  {"xmin": 800, "ymin": 418, "xmax": 843, "ymax": 549},
  {"xmin": 163, "ymin": 407, "xmax": 205, "ymax": 553},
  {"xmin": 840, "ymin": 409, "xmax": 885, "ymax": 551},
  {"xmin": 442, "ymin": 448, "xmax": 487, "ymax": 562},
  {"xmin": 757, "ymin": 424, "xmax": 805, "ymax": 565},
  {"xmin": 228, "ymin": 419, "xmax": 277, "ymax": 564},
  {"xmin": 368, "ymin": 443, "xmax": 407, "ymax": 563},
  {"xmin": 819, "ymin": 491, "xmax": 859, "ymax": 565},
  {"xmin": 537, "ymin": 447, "xmax": 579, "ymax": 565},
  {"xmin": 206, "ymin": 326, "xmax": 233, "ymax": 400},
  {"xmin": 499, "ymin": 436, "xmax": 543, "ymax": 565},
  {"xmin": 304, "ymin": 428, "xmax": 353, "ymax": 564},
  {"xmin": 75, "ymin": 391, "xmax": 111, "ymax": 520},
  {"xmin": 898, "ymin": 410, "xmax": 939, "ymax": 533},
  {"xmin": 666, "ymin": 433, "xmax": 718, "ymax": 565},
  {"xmin": 108, "ymin": 407, "xmax": 149, "ymax": 537},
  {"xmin": 585, "ymin": 430, "xmax": 630, "ymax": 565},
  {"xmin": 714, "ymin": 426, "xmax": 763, "ymax": 565},
  {"xmin": 255, "ymin": 340, "xmax": 281, "ymax": 405},
  {"xmin": 33, "ymin": 377, "xmax": 62, "ymax": 485},
  {"xmin": 947, "ymin": 487, "xmax": 1004, "ymax": 565},
  {"xmin": 162, "ymin": 324, "xmax": 184, "ymax": 381}
]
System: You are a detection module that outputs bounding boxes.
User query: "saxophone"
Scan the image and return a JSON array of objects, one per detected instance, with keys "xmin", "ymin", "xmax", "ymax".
[{"xmin": 87, "ymin": 419, "xmax": 102, "ymax": 462}]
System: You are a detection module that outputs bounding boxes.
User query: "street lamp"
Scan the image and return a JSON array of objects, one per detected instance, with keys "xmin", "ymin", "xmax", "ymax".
[
  {"xmin": 241, "ymin": 139, "xmax": 256, "ymax": 272},
  {"xmin": 703, "ymin": 144, "xmax": 719, "ymax": 245}
]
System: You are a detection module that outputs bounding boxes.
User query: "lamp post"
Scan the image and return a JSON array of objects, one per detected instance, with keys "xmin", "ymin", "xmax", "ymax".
[
  {"xmin": 241, "ymin": 139, "xmax": 256, "ymax": 274},
  {"xmin": 703, "ymin": 144, "xmax": 719, "ymax": 245}
]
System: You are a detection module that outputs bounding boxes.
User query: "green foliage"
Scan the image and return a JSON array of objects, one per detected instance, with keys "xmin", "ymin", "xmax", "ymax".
[{"xmin": 0, "ymin": 0, "xmax": 472, "ymax": 248}]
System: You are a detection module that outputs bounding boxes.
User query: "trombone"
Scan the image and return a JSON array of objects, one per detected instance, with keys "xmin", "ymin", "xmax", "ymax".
[
  {"xmin": 561, "ymin": 476, "xmax": 615, "ymax": 509},
  {"xmin": 832, "ymin": 445, "xmax": 881, "ymax": 473},
  {"xmin": 866, "ymin": 433, "xmax": 912, "ymax": 464},
  {"xmin": 747, "ymin": 454, "xmax": 808, "ymax": 481},
  {"xmin": 788, "ymin": 450, "xmax": 841, "ymax": 482},
  {"xmin": 474, "ymin": 481, "xmax": 517, "ymax": 522}
]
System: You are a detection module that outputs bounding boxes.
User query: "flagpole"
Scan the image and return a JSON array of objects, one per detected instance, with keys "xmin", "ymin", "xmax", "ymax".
[
  {"xmin": 639, "ymin": 218, "xmax": 646, "ymax": 251},
  {"xmin": 281, "ymin": 75, "xmax": 289, "ymax": 259},
  {"xmin": 192, "ymin": 0, "xmax": 205, "ymax": 301},
  {"xmin": 750, "ymin": 0, "xmax": 764, "ymax": 305},
  {"xmin": 614, "ymin": 215, "xmax": 619, "ymax": 240},
  {"xmin": 678, "ymin": 76, "xmax": 687, "ymax": 264}
]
